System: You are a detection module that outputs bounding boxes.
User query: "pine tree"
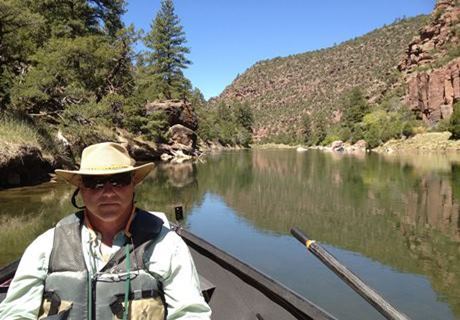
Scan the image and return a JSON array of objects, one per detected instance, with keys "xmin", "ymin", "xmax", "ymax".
[
  {"xmin": 301, "ymin": 114, "xmax": 313, "ymax": 144},
  {"xmin": 7, "ymin": 0, "xmax": 132, "ymax": 114},
  {"xmin": 234, "ymin": 102, "xmax": 254, "ymax": 131},
  {"xmin": 0, "ymin": 0, "xmax": 44, "ymax": 110},
  {"xmin": 449, "ymin": 102, "xmax": 460, "ymax": 139},
  {"xmin": 341, "ymin": 87, "xmax": 369, "ymax": 142},
  {"xmin": 143, "ymin": 0, "xmax": 190, "ymax": 100}
]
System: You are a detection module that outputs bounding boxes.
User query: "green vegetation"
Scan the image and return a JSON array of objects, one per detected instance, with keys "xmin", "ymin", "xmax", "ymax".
[
  {"xmin": 197, "ymin": 101, "xmax": 254, "ymax": 147},
  {"xmin": 0, "ymin": 0, "xmax": 137, "ymax": 150},
  {"xmin": 140, "ymin": 0, "xmax": 191, "ymax": 100},
  {"xmin": 0, "ymin": 116, "xmax": 41, "ymax": 148},
  {"xmin": 340, "ymin": 87, "xmax": 369, "ymax": 143},
  {"xmin": 359, "ymin": 94, "xmax": 420, "ymax": 148},
  {"xmin": 449, "ymin": 101, "xmax": 460, "ymax": 139},
  {"xmin": 0, "ymin": 0, "xmax": 244, "ymax": 156},
  {"xmin": 299, "ymin": 87, "xmax": 422, "ymax": 148}
]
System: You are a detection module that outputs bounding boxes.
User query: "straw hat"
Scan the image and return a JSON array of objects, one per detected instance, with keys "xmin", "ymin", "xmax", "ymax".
[{"xmin": 55, "ymin": 142, "xmax": 154, "ymax": 187}]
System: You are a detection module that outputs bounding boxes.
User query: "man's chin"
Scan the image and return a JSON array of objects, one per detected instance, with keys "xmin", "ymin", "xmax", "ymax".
[{"xmin": 95, "ymin": 206, "xmax": 123, "ymax": 219}]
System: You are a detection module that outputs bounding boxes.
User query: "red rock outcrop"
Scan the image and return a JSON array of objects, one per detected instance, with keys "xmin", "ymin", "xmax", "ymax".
[
  {"xmin": 405, "ymin": 58, "xmax": 460, "ymax": 124},
  {"xmin": 399, "ymin": 0, "xmax": 460, "ymax": 125},
  {"xmin": 398, "ymin": 0, "xmax": 459, "ymax": 72},
  {"xmin": 145, "ymin": 99, "xmax": 198, "ymax": 131}
]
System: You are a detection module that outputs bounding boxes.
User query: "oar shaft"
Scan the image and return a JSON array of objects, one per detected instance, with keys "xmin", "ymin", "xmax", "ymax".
[{"xmin": 290, "ymin": 227, "xmax": 410, "ymax": 320}]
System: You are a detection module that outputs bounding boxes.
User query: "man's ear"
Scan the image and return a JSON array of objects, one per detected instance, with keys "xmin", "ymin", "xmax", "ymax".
[{"xmin": 71, "ymin": 188, "xmax": 85, "ymax": 209}]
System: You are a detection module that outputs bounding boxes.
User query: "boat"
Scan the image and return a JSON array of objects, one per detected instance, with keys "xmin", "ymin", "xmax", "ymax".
[{"xmin": 0, "ymin": 226, "xmax": 336, "ymax": 320}]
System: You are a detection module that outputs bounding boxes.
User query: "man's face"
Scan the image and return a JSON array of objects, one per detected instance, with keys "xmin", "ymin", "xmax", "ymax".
[{"xmin": 80, "ymin": 173, "xmax": 135, "ymax": 224}]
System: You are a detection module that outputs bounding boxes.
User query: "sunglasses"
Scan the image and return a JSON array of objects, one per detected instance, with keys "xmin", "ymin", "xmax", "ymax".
[{"xmin": 81, "ymin": 173, "xmax": 133, "ymax": 190}]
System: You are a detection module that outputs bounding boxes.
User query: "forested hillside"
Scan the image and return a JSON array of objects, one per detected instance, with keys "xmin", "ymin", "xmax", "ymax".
[{"xmin": 214, "ymin": 16, "xmax": 429, "ymax": 143}]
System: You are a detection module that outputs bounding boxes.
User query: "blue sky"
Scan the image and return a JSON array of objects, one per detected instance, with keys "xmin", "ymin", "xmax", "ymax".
[{"xmin": 123, "ymin": 0, "xmax": 436, "ymax": 100}]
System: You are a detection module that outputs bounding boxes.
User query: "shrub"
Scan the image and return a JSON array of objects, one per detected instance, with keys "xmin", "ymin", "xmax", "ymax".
[
  {"xmin": 322, "ymin": 134, "xmax": 341, "ymax": 146},
  {"xmin": 432, "ymin": 118, "xmax": 451, "ymax": 132},
  {"xmin": 449, "ymin": 102, "xmax": 460, "ymax": 139}
]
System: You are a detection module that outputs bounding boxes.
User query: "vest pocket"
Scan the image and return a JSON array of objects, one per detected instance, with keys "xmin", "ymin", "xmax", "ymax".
[
  {"xmin": 38, "ymin": 291, "xmax": 73, "ymax": 320},
  {"xmin": 111, "ymin": 296, "xmax": 165, "ymax": 320}
]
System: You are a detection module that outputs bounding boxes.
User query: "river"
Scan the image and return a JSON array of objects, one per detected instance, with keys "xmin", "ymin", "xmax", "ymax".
[{"xmin": 0, "ymin": 149, "xmax": 459, "ymax": 319}]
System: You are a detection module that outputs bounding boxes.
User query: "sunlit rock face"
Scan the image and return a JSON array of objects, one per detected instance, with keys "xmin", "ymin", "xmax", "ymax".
[
  {"xmin": 399, "ymin": 0, "xmax": 459, "ymax": 72},
  {"xmin": 399, "ymin": 0, "xmax": 460, "ymax": 125},
  {"xmin": 405, "ymin": 59, "xmax": 460, "ymax": 124}
]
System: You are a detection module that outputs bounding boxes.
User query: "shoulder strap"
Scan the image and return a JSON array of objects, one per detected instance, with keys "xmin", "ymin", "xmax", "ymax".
[
  {"xmin": 129, "ymin": 208, "xmax": 164, "ymax": 247},
  {"xmin": 49, "ymin": 212, "xmax": 86, "ymax": 273}
]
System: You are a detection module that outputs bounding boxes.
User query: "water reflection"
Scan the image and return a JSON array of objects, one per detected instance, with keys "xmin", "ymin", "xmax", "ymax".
[
  {"xmin": 0, "ymin": 180, "xmax": 74, "ymax": 265},
  {"xmin": 0, "ymin": 149, "xmax": 459, "ymax": 319},
  {"xmin": 140, "ymin": 150, "xmax": 459, "ymax": 318},
  {"xmin": 185, "ymin": 150, "xmax": 460, "ymax": 317}
]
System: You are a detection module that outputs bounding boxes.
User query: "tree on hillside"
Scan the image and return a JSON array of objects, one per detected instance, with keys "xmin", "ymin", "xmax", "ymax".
[
  {"xmin": 449, "ymin": 102, "xmax": 460, "ymax": 139},
  {"xmin": 6, "ymin": 0, "xmax": 133, "ymax": 115},
  {"xmin": 26, "ymin": 0, "xmax": 126, "ymax": 38},
  {"xmin": 301, "ymin": 114, "xmax": 313, "ymax": 144},
  {"xmin": 143, "ymin": 0, "xmax": 191, "ymax": 100},
  {"xmin": 341, "ymin": 87, "xmax": 369, "ymax": 142},
  {"xmin": 0, "ymin": 0, "xmax": 44, "ymax": 110},
  {"xmin": 234, "ymin": 102, "xmax": 254, "ymax": 131},
  {"xmin": 312, "ymin": 113, "xmax": 327, "ymax": 145}
]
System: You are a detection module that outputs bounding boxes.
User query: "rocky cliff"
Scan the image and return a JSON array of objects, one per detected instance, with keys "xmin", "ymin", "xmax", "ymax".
[{"xmin": 399, "ymin": 0, "xmax": 460, "ymax": 125}]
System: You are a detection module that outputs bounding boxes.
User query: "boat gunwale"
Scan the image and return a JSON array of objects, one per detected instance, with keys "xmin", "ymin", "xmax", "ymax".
[{"xmin": 176, "ymin": 227, "xmax": 337, "ymax": 320}]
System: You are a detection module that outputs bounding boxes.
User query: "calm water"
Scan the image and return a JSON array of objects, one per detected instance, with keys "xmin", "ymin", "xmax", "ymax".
[{"xmin": 1, "ymin": 149, "xmax": 459, "ymax": 320}]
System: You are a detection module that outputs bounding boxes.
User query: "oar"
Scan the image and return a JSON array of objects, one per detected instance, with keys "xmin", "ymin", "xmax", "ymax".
[{"xmin": 290, "ymin": 227, "xmax": 410, "ymax": 320}]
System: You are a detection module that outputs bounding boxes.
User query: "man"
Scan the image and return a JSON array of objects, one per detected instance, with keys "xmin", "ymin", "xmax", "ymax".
[{"xmin": 0, "ymin": 142, "xmax": 211, "ymax": 319}]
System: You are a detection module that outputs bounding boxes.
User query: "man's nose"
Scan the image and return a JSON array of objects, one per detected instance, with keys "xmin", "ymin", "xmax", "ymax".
[{"xmin": 101, "ymin": 181, "xmax": 116, "ymax": 193}]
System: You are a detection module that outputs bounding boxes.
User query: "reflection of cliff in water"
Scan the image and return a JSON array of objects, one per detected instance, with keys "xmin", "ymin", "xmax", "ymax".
[
  {"xmin": 136, "ymin": 162, "xmax": 204, "ymax": 224},
  {"xmin": 192, "ymin": 150, "xmax": 460, "ymax": 315}
]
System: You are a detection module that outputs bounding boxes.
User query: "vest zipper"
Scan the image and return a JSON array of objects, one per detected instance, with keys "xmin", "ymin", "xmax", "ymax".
[
  {"xmin": 88, "ymin": 272, "xmax": 97, "ymax": 320},
  {"xmin": 92, "ymin": 275, "xmax": 96, "ymax": 320}
]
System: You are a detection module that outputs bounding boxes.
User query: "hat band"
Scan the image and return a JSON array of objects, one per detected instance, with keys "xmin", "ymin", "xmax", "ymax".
[{"xmin": 80, "ymin": 165, "xmax": 132, "ymax": 171}]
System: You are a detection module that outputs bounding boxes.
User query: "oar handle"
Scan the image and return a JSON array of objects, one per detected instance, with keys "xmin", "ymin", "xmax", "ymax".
[
  {"xmin": 291, "ymin": 227, "xmax": 309, "ymax": 244},
  {"xmin": 290, "ymin": 227, "xmax": 411, "ymax": 320}
]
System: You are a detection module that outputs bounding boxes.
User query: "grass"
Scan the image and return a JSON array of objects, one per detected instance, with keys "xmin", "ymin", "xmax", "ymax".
[
  {"xmin": 374, "ymin": 132, "xmax": 460, "ymax": 153},
  {"xmin": 252, "ymin": 143, "xmax": 299, "ymax": 149},
  {"xmin": 0, "ymin": 117, "xmax": 41, "ymax": 147},
  {"xmin": 0, "ymin": 117, "xmax": 44, "ymax": 165}
]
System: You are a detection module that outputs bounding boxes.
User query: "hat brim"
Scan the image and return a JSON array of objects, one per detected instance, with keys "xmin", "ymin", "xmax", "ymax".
[{"xmin": 55, "ymin": 162, "xmax": 154, "ymax": 187}]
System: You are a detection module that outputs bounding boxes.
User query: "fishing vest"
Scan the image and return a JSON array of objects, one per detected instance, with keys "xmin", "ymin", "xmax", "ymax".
[{"xmin": 38, "ymin": 209, "xmax": 166, "ymax": 320}]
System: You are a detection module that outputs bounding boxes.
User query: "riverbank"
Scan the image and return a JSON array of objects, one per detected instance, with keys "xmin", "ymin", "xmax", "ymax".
[
  {"xmin": 256, "ymin": 132, "xmax": 460, "ymax": 154},
  {"xmin": 3, "ymin": 131, "xmax": 460, "ymax": 189},
  {"xmin": 373, "ymin": 132, "xmax": 460, "ymax": 153},
  {"xmin": 252, "ymin": 143, "xmax": 298, "ymax": 149},
  {"xmin": 0, "ymin": 130, "xmax": 243, "ymax": 189},
  {"xmin": 0, "ymin": 119, "xmax": 202, "ymax": 189}
]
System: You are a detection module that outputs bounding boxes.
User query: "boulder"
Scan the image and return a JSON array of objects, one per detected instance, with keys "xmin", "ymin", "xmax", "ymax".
[
  {"xmin": 167, "ymin": 124, "xmax": 197, "ymax": 151},
  {"xmin": 145, "ymin": 100, "xmax": 198, "ymax": 131},
  {"xmin": 330, "ymin": 140, "xmax": 344, "ymax": 152},
  {"xmin": 353, "ymin": 140, "xmax": 368, "ymax": 151}
]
